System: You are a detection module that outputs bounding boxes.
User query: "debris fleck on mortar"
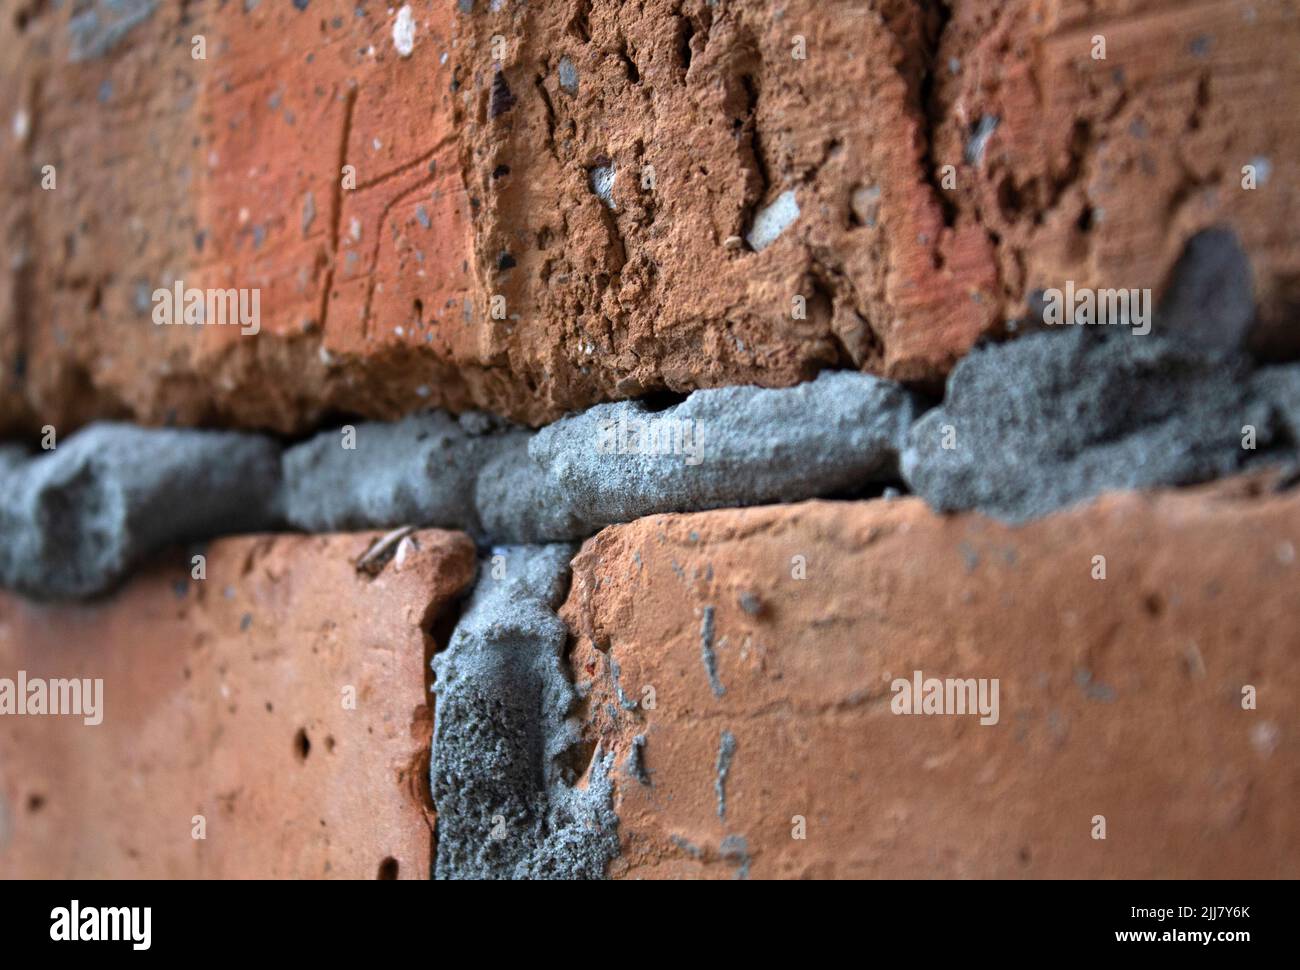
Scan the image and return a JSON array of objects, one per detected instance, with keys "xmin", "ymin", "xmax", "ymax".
[{"xmin": 430, "ymin": 545, "xmax": 619, "ymax": 879}]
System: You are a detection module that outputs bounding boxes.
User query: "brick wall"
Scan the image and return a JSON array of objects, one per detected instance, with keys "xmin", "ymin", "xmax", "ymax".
[{"xmin": 0, "ymin": 0, "xmax": 1296, "ymax": 879}]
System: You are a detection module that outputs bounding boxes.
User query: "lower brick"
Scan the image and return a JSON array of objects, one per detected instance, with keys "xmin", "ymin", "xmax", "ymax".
[
  {"xmin": 563, "ymin": 477, "xmax": 1300, "ymax": 878},
  {"xmin": 0, "ymin": 529, "xmax": 476, "ymax": 879}
]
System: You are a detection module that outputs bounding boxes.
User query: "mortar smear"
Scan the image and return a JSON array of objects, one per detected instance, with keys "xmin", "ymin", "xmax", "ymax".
[{"xmin": 430, "ymin": 544, "xmax": 619, "ymax": 879}]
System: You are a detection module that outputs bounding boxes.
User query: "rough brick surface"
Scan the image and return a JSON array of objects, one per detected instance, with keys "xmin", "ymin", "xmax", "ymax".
[
  {"xmin": 1, "ymin": 1, "xmax": 476, "ymax": 435},
  {"xmin": 3, "ymin": 0, "xmax": 1296, "ymax": 436},
  {"xmin": 933, "ymin": 0, "xmax": 1300, "ymax": 360},
  {"xmin": 562, "ymin": 478, "xmax": 1300, "ymax": 878},
  {"xmin": 0, "ymin": 529, "xmax": 476, "ymax": 878}
]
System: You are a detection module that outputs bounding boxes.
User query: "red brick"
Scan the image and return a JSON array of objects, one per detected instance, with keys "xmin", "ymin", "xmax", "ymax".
[
  {"xmin": 0, "ymin": 529, "xmax": 476, "ymax": 879},
  {"xmin": 562, "ymin": 477, "xmax": 1300, "ymax": 878},
  {"xmin": 3, "ymin": 1, "xmax": 1295, "ymax": 433}
]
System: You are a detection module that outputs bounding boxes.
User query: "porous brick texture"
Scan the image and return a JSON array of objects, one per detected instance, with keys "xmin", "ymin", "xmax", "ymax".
[
  {"xmin": 0, "ymin": 529, "xmax": 476, "ymax": 878},
  {"xmin": 3, "ymin": 0, "xmax": 1297, "ymax": 436},
  {"xmin": 562, "ymin": 478, "xmax": 1300, "ymax": 878},
  {"xmin": 1, "ymin": 0, "xmax": 1297, "ymax": 883}
]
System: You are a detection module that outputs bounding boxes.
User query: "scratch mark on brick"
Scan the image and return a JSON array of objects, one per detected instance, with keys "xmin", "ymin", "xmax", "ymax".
[
  {"xmin": 318, "ymin": 84, "xmax": 358, "ymax": 338},
  {"xmin": 353, "ymin": 141, "xmax": 449, "ymax": 194},
  {"xmin": 329, "ymin": 84, "xmax": 358, "ymax": 256}
]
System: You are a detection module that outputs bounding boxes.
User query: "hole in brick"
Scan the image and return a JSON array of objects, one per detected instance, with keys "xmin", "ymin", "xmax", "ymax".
[
  {"xmin": 377, "ymin": 857, "xmax": 399, "ymax": 879},
  {"xmin": 620, "ymin": 45, "xmax": 641, "ymax": 84},
  {"xmin": 325, "ymin": 735, "xmax": 336, "ymax": 753},
  {"xmin": 557, "ymin": 735, "xmax": 598, "ymax": 787},
  {"xmin": 1143, "ymin": 593, "xmax": 1164, "ymax": 618},
  {"xmin": 997, "ymin": 175, "xmax": 1026, "ymax": 222},
  {"xmin": 568, "ymin": 1, "xmax": 591, "ymax": 42},
  {"xmin": 294, "ymin": 727, "xmax": 311, "ymax": 762},
  {"xmin": 27, "ymin": 793, "xmax": 45, "ymax": 813},
  {"xmin": 806, "ymin": 279, "xmax": 834, "ymax": 330}
]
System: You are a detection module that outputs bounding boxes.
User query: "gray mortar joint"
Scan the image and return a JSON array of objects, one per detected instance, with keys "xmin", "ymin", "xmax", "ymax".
[
  {"xmin": 2, "ymin": 229, "xmax": 1299, "ymax": 877},
  {"xmin": 430, "ymin": 543, "xmax": 621, "ymax": 879},
  {"xmin": 0, "ymin": 365, "xmax": 924, "ymax": 603}
]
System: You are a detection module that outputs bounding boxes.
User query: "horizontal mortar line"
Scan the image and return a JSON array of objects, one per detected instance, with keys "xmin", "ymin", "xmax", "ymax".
[{"xmin": 0, "ymin": 323, "xmax": 1296, "ymax": 600}]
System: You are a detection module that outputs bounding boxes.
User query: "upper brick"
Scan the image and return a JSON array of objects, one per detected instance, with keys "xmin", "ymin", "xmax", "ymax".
[{"xmin": 3, "ymin": 0, "xmax": 1296, "ymax": 434}]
